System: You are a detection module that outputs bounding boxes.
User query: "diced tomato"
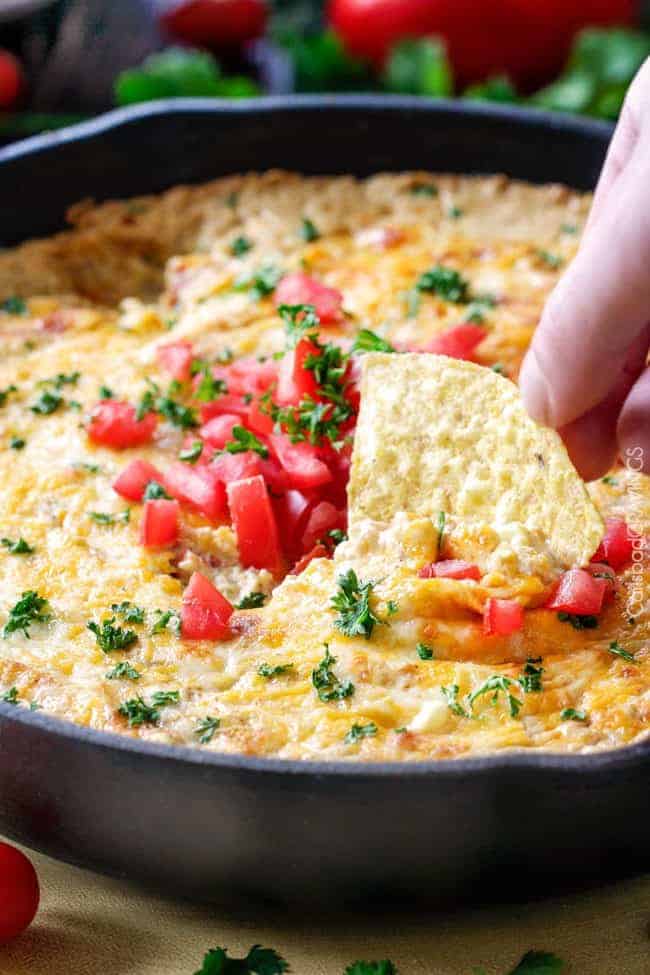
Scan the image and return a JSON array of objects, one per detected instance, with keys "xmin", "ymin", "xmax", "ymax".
[
  {"xmin": 590, "ymin": 517, "xmax": 637, "ymax": 571},
  {"xmin": 156, "ymin": 340, "xmax": 194, "ymax": 383},
  {"xmin": 226, "ymin": 475, "xmax": 284, "ymax": 575},
  {"xmin": 483, "ymin": 597, "xmax": 524, "ymax": 637},
  {"xmin": 113, "ymin": 459, "xmax": 164, "ymax": 502},
  {"xmin": 211, "ymin": 450, "xmax": 261, "ymax": 484},
  {"xmin": 419, "ymin": 559, "xmax": 481, "ymax": 581},
  {"xmin": 221, "ymin": 356, "xmax": 278, "ymax": 397},
  {"xmin": 291, "ymin": 544, "xmax": 330, "ymax": 575},
  {"xmin": 273, "ymin": 489, "xmax": 314, "ymax": 560},
  {"xmin": 422, "ymin": 323, "xmax": 486, "ymax": 360},
  {"xmin": 585, "ymin": 562, "xmax": 617, "ymax": 604},
  {"xmin": 275, "ymin": 338, "xmax": 321, "ymax": 406},
  {"xmin": 200, "ymin": 413, "xmax": 241, "ymax": 448},
  {"xmin": 199, "ymin": 394, "xmax": 250, "ymax": 423},
  {"xmin": 274, "ymin": 272, "xmax": 344, "ymax": 325},
  {"xmin": 247, "ymin": 396, "xmax": 274, "ymax": 436},
  {"xmin": 161, "ymin": 0, "xmax": 268, "ymax": 49},
  {"xmin": 88, "ymin": 401, "xmax": 157, "ymax": 449},
  {"xmin": 164, "ymin": 461, "xmax": 227, "ymax": 521},
  {"xmin": 181, "ymin": 571, "xmax": 233, "ymax": 641},
  {"xmin": 258, "ymin": 455, "xmax": 289, "ymax": 493},
  {"xmin": 546, "ymin": 568, "xmax": 607, "ymax": 616},
  {"xmin": 302, "ymin": 501, "xmax": 345, "ymax": 553},
  {"xmin": 269, "ymin": 434, "xmax": 332, "ymax": 490},
  {"xmin": 140, "ymin": 499, "xmax": 180, "ymax": 548}
]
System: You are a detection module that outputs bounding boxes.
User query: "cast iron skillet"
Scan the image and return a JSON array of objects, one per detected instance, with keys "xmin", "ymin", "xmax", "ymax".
[{"xmin": 0, "ymin": 97, "xmax": 648, "ymax": 907}]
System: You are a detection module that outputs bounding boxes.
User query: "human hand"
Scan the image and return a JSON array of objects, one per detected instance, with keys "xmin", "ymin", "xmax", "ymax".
[{"xmin": 520, "ymin": 58, "xmax": 650, "ymax": 480}]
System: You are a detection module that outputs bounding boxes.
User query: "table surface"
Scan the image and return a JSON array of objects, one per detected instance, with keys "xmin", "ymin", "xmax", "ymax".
[{"xmin": 1, "ymin": 845, "xmax": 649, "ymax": 974}]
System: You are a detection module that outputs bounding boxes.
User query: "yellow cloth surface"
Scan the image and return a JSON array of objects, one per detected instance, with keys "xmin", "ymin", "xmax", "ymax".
[{"xmin": 0, "ymin": 846, "xmax": 648, "ymax": 974}]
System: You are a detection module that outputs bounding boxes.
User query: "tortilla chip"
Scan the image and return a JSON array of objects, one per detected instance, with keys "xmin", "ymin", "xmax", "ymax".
[{"xmin": 348, "ymin": 353, "xmax": 603, "ymax": 569}]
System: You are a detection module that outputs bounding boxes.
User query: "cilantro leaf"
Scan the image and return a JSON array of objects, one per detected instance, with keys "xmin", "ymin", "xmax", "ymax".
[
  {"xmin": 223, "ymin": 426, "xmax": 269, "ymax": 458},
  {"xmin": 300, "ymin": 218, "xmax": 320, "ymax": 242},
  {"xmin": 468, "ymin": 675, "xmax": 523, "ymax": 719},
  {"xmin": 9, "ymin": 437, "xmax": 25, "ymax": 449},
  {"xmin": 1, "ymin": 296, "xmax": 27, "ymax": 315},
  {"xmin": 557, "ymin": 612, "xmax": 598, "ymax": 630},
  {"xmin": 2, "ymin": 686, "xmax": 19, "ymax": 705},
  {"xmin": 118, "ymin": 696, "xmax": 160, "ymax": 727},
  {"xmin": 312, "ymin": 644, "xmax": 354, "ymax": 702},
  {"xmin": 278, "ymin": 303, "xmax": 320, "ymax": 348},
  {"xmin": 258, "ymin": 662, "xmax": 294, "ymax": 679},
  {"xmin": 111, "ymin": 601, "xmax": 145, "ymax": 624},
  {"xmin": 345, "ymin": 963, "xmax": 396, "ymax": 975},
  {"xmin": 416, "ymin": 265, "xmax": 471, "ymax": 303},
  {"xmin": 234, "ymin": 265, "xmax": 283, "ymax": 301},
  {"xmin": 106, "ymin": 661, "xmax": 141, "ymax": 681},
  {"xmin": 230, "ymin": 235, "xmax": 252, "ymax": 257},
  {"xmin": 143, "ymin": 480, "xmax": 172, "ymax": 500},
  {"xmin": 416, "ymin": 642, "xmax": 434, "ymax": 660},
  {"xmin": 331, "ymin": 570, "xmax": 381, "ymax": 640},
  {"xmin": 561, "ymin": 707, "xmax": 587, "ymax": 722},
  {"xmin": 440, "ymin": 684, "xmax": 469, "ymax": 718},
  {"xmin": 30, "ymin": 390, "xmax": 63, "ymax": 415},
  {"xmin": 518, "ymin": 658, "xmax": 543, "ymax": 693},
  {"xmin": 180, "ymin": 440, "xmax": 204, "ymax": 463},
  {"xmin": 1, "ymin": 537, "xmax": 34, "ymax": 555},
  {"xmin": 344, "ymin": 721, "xmax": 378, "ymax": 745},
  {"xmin": 351, "ymin": 329, "xmax": 397, "ymax": 354},
  {"xmin": 193, "ymin": 944, "xmax": 289, "ymax": 975},
  {"xmin": 88, "ymin": 510, "xmax": 130, "ymax": 526},
  {"xmin": 3, "ymin": 590, "xmax": 52, "ymax": 638},
  {"xmin": 235, "ymin": 591, "xmax": 267, "ymax": 610},
  {"xmin": 196, "ymin": 715, "xmax": 221, "ymax": 744},
  {"xmin": 87, "ymin": 617, "xmax": 138, "ymax": 653},
  {"xmin": 608, "ymin": 641, "xmax": 636, "ymax": 663},
  {"xmin": 151, "ymin": 609, "xmax": 181, "ymax": 635}
]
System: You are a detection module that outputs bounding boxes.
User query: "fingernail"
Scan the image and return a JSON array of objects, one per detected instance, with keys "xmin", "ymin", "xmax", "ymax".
[{"xmin": 519, "ymin": 350, "xmax": 552, "ymax": 425}]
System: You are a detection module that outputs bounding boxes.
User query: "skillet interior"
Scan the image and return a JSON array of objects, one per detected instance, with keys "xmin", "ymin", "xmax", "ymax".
[{"xmin": 1, "ymin": 98, "xmax": 648, "ymax": 906}]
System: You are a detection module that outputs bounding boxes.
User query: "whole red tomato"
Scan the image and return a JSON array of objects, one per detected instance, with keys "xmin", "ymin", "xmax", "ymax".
[
  {"xmin": 327, "ymin": 0, "xmax": 636, "ymax": 88},
  {"xmin": 0, "ymin": 842, "xmax": 40, "ymax": 944},
  {"xmin": 0, "ymin": 50, "xmax": 24, "ymax": 110},
  {"xmin": 161, "ymin": 0, "xmax": 268, "ymax": 49}
]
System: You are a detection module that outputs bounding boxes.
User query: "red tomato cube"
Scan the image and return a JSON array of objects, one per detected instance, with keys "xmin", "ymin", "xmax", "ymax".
[
  {"xmin": 275, "ymin": 272, "xmax": 344, "ymax": 325},
  {"xmin": 156, "ymin": 340, "xmax": 194, "ymax": 383},
  {"xmin": 418, "ymin": 560, "xmax": 481, "ymax": 581},
  {"xmin": 483, "ymin": 597, "xmax": 524, "ymax": 636},
  {"xmin": 211, "ymin": 451, "xmax": 261, "ymax": 484},
  {"xmin": 269, "ymin": 434, "xmax": 332, "ymax": 490},
  {"xmin": 422, "ymin": 323, "xmax": 486, "ymax": 360},
  {"xmin": 275, "ymin": 338, "xmax": 321, "ymax": 406},
  {"xmin": 590, "ymin": 517, "xmax": 637, "ymax": 571},
  {"xmin": 181, "ymin": 571, "xmax": 233, "ymax": 641},
  {"xmin": 226, "ymin": 475, "xmax": 284, "ymax": 575},
  {"xmin": 88, "ymin": 401, "xmax": 157, "ymax": 449},
  {"xmin": 301, "ymin": 501, "xmax": 345, "ymax": 553},
  {"xmin": 164, "ymin": 461, "xmax": 227, "ymax": 521},
  {"xmin": 546, "ymin": 568, "xmax": 607, "ymax": 616},
  {"xmin": 291, "ymin": 543, "xmax": 330, "ymax": 575},
  {"xmin": 200, "ymin": 413, "xmax": 241, "ymax": 448},
  {"xmin": 140, "ymin": 499, "xmax": 180, "ymax": 548},
  {"xmin": 113, "ymin": 459, "xmax": 164, "ymax": 502}
]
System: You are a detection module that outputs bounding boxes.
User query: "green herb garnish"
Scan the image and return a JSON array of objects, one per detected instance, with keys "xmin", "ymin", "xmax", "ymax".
[
  {"xmin": 193, "ymin": 945, "xmax": 288, "ymax": 975},
  {"xmin": 30, "ymin": 390, "xmax": 63, "ymax": 415},
  {"xmin": 409, "ymin": 183, "xmax": 437, "ymax": 197},
  {"xmin": 234, "ymin": 264, "xmax": 283, "ymax": 301},
  {"xmin": 118, "ymin": 696, "xmax": 159, "ymax": 727},
  {"xmin": 331, "ymin": 569, "xmax": 381, "ymax": 639},
  {"xmin": 88, "ymin": 510, "xmax": 130, "ymax": 526},
  {"xmin": 143, "ymin": 480, "xmax": 172, "ymax": 500},
  {"xmin": 196, "ymin": 715, "xmax": 221, "ymax": 744},
  {"xmin": 2, "ymin": 686, "xmax": 19, "ymax": 705},
  {"xmin": 258, "ymin": 662, "xmax": 294, "ymax": 679},
  {"xmin": 468, "ymin": 675, "xmax": 523, "ymax": 718},
  {"xmin": 1, "ymin": 296, "xmax": 27, "ymax": 315},
  {"xmin": 151, "ymin": 609, "xmax": 181, "ymax": 635},
  {"xmin": 180, "ymin": 440, "xmax": 204, "ymax": 463},
  {"xmin": 99, "ymin": 385, "xmax": 114, "ymax": 399},
  {"xmin": 87, "ymin": 617, "xmax": 138, "ymax": 653},
  {"xmin": 518, "ymin": 658, "xmax": 543, "ymax": 693},
  {"xmin": 346, "ymin": 964, "xmax": 396, "ymax": 975},
  {"xmin": 557, "ymin": 612, "xmax": 598, "ymax": 630},
  {"xmin": 111, "ymin": 601, "xmax": 145, "ymax": 624},
  {"xmin": 106, "ymin": 661, "xmax": 141, "ymax": 681},
  {"xmin": 416, "ymin": 642, "xmax": 434, "ymax": 660},
  {"xmin": 561, "ymin": 707, "xmax": 587, "ymax": 722},
  {"xmin": 344, "ymin": 722, "xmax": 378, "ymax": 745},
  {"xmin": 230, "ymin": 235, "xmax": 252, "ymax": 257},
  {"xmin": 608, "ymin": 641, "xmax": 636, "ymax": 663},
  {"xmin": 236, "ymin": 591, "xmax": 267, "ymax": 610},
  {"xmin": 3, "ymin": 590, "xmax": 51, "ymax": 638},
  {"xmin": 416, "ymin": 265, "xmax": 470, "ymax": 303},
  {"xmin": 440, "ymin": 684, "xmax": 469, "ymax": 717},
  {"xmin": 223, "ymin": 425, "xmax": 269, "ymax": 458},
  {"xmin": 300, "ymin": 218, "xmax": 320, "ymax": 242},
  {"xmin": 9, "ymin": 437, "xmax": 25, "ymax": 449},
  {"xmin": 1, "ymin": 537, "xmax": 34, "ymax": 555},
  {"xmin": 351, "ymin": 329, "xmax": 397, "ymax": 354},
  {"xmin": 536, "ymin": 250, "xmax": 564, "ymax": 270},
  {"xmin": 312, "ymin": 644, "xmax": 354, "ymax": 702}
]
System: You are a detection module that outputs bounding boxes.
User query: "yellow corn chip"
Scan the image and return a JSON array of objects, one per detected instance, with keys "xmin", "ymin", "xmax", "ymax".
[{"xmin": 348, "ymin": 353, "xmax": 603, "ymax": 569}]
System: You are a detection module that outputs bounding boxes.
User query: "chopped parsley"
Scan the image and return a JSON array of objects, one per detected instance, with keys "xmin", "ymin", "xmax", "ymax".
[
  {"xmin": 180, "ymin": 440, "xmax": 204, "ymax": 463},
  {"xmin": 9, "ymin": 437, "xmax": 25, "ymax": 449},
  {"xmin": 151, "ymin": 690, "xmax": 180, "ymax": 707},
  {"xmin": 278, "ymin": 302, "xmax": 320, "ymax": 348},
  {"xmin": 608, "ymin": 641, "xmax": 636, "ymax": 663},
  {"xmin": 88, "ymin": 510, "xmax": 130, "ymax": 526},
  {"xmin": 469, "ymin": 675, "xmax": 523, "ymax": 718},
  {"xmin": 0, "ymin": 385, "xmax": 17, "ymax": 407},
  {"xmin": 39, "ymin": 371, "xmax": 80, "ymax": 389},
  {"xmin": 312, "ymin": 645, "xmax": 354, "ymax": 702},
  {"xmin": 601, "ymin": 475, "xmax": 618, "ymax": 486},
  {"xmin": 557, "ymin": 612, "xmax": 598, "ymax": 630},
  {"xmin": 518, "ymin": 658, "xmax": 543, "ymax": 693},
  {"xmin": 258, "ymin": 662, "xmax": 294, "ymax": 679},
  {"xmin": 1, "ymin": 537, "xmax": 34, "ymax": 555},
  {"xmin": 440, "ymin": 684, "xmax": 469, "ymax": 717},
  {"xmin": 143, "ymin": 480, "xmax": 172, "ymax": 500},
  {"xmin": 230, "ymin": 235, "xmax": 252, "ymax": 257},
  {"xmin": 87, "ymin": 617, "xmax": 138, "ymax": 653},
  {"xmin": 409, "ymin": 182, "xmax": 437, "ymax": 197},
  {"xmin": 300, "ymin": 217, "xmax": 320, "ymax": 242},
  {"xmin": 331, "ymin": 570, "xmax": 381, "ymax": 639},
  {"xmin": 106, "ymin": 661, "xmax": 141, "ymax": 681},
  {"xmin": 137, "ymin": 380, "xmax": 197, "ymax": 428},
  {"xmin": 416, "ymin": 265, "xmax": 470, "ymax": 303},
  {"xmin": 234, "ymin": 264, "xmax": 283, "ymax": 301},
  {"xmin": 193, "ymin": 945, "xmax": 288, "ymax": 975},
  {"xmin": 329, "ymin": 528, "xmax": 347, "ymax": 546},
  {"xmin": 118, "ymin": 696, "xmax": 160, "ymax": 727},
  {"xmin": 194, "ymin": 371, "xmax": 227, "ymax": 403},
  {"xmin": 561, "ymin": 707, "xmax": 587, "ymax": 722},
  {"xmin": 30, "ymin": 390, "xmax": 63, "ymax": 415},
  {"xmin": 2, "ymin": 686, "xmax": 19, "ymax": 705},
  {"xmin": 99, "ymin": 385, "xmax": 114, "ymax": 399},
  {"xmin": 536, "ymin": 250, "xmax": 564, "ymax": 270},
  {"xmin": 344, "ymin": 721, "xmax": 378, "ymax": 745},
  {"xmin": 269, "ymin": 395, "xmax": 352, "ymax": 447},
  {"xmin": 3, "ymin": 590, "xmax": 52, "ymax": 638},
  {"xmin": 236, "ymin": 591, "xmax": 267, "ymax": 610},
  {"xmin": 151, "ymin": 609, "xmax": 181, "ymax": 635},
  {"xmin": 111, "ymin": 601, "xmax": 145, "ymax": 624},
  {"xmin": 561, "ymin": 223, "xmax": 578, "ymax": 235},
  {"xmin": 416, "ymin": 642, "xmax": 434, "ymax": 660},
  {"xmin": 223, "ymin": 425, "xmax": 269, "ymax": 458},
  {"xmin": 2, "ymin": 296, "xmax": 27, "ymax": 315},
  {"xmin": 74, "ymin": 461, "xmax": 101, "ymax": 473},
  {"xmin": 196, "ymin": 715, "xmax": 220, "ymax": 744},
  {"xmin": 448, "ymin": 206, "xmax": 464, "ymax": 219},
  {"xmin": 351, "ymin": 329, "xmax": 397, "ymax": 354}
]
